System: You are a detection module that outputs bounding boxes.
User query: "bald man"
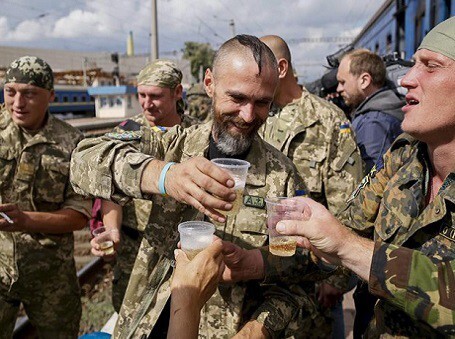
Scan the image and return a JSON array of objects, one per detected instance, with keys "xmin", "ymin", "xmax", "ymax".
[{"xmin": 260, "ymin": 35, "xmax": 363, "ymax": 337}]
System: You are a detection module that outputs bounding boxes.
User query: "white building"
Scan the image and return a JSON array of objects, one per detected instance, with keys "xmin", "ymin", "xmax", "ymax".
[{"xmin": 88, "ymin": 85, "xmax": 140, "ymax": 119}]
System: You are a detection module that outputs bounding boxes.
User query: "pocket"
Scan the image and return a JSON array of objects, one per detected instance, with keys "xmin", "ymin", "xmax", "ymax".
[
  {"xmin": 0, "ymin": 145, "xmax": 15, "ymax": 185},
  {"xmin": 236, "ymin": 207, "xmax": 268, "ymax": 247},
  {"xmin": 35, "ymin": 154, "xmax": 70, "ymax": 203},
  {"xmin": 290, "ymin": 143, "xmax": 326, "ymax": 193}
]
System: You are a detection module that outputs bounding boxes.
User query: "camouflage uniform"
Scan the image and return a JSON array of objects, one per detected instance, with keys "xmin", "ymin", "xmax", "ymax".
[
  {"xmin": 261, "ymin": 88, "xmax": 363, "ymax": 214},
  {"xmin": 111, "ymin": 113, "xmax": 198, "ymax": 312},
  {"xmin": 71, "ymin": 122, "xmax": 309, "ymax": 338},
  {"xmin": 261, "ymin": 88, "xmax": 363, "ymax": 336},
  {"xmin": 0, "ymin": 109, "xmax": 91, "ymax": 338},
  {"xmin": 186, "ymin": 83, "xmax": 212, "ymax": 123},
  {"xmin": 337, "ymin": 134, "xmax": 455, "ymax": 337}
]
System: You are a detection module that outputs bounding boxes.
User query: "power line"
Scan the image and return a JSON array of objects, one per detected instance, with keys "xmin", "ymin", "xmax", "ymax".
[{"xmin": 288, "ymin": 37, "xmax": 355, "ymax": 44}]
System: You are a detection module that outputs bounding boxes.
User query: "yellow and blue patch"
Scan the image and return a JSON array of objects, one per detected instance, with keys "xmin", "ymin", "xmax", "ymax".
[{"xmin": 340, "ymin": 122, "xmax": 351, "ymax": 134}]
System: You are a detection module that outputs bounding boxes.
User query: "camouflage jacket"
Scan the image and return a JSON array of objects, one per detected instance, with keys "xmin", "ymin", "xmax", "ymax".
[
  {"xmin": 118, "ymin": 113, "xmax": 198, "ymax": 231},
  {"xmin": 186, "ymin": 83, "xmax": 212, "ymax": 123},
  {"xmin": 71, "ymin": 122, "xmax": 308, "ymax": 338},
  {"xmin": 337, "ymin": 134, "xmax": 455, "ymax": 337},
  {"xmin": 261, "ymin": 88, "xmax": 363, "ymax": 215},
  {"xmin": 0, "ymin": 107, "xmax": 91, "ymax": 289}
]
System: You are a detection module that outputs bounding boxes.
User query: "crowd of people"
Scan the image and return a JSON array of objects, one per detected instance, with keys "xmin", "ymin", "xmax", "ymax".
[{"xmin": 0, "ymin": 16, "xmax": 454, "ymax": 339}]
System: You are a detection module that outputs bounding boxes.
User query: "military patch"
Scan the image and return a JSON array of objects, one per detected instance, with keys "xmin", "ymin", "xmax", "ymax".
[
  {"xmin": 243, "ymin": 195, "xmax": 265, "ymax": 209},
  {"xmin": 105, "ymin": 130, "xmax": 142, "ymax": 141},
  {"xmin": 346, "ymin": 165, "xmax": 380, "ymax": 203},
  {"xmin": 295, "ymin": 189, "xmax": 307, "ymax": 197},
  {"xmin": 119, "ymin": 119, "xmax": 141, "ymax": 131},
  {"xmin": 340, "ymin": 122, "xmax": 351, "ymax": 134},
  {"xmin": 440, "ymin": 225, "xmax": 455, "ymax": 242},
  {"xmin": 151, "ymin": 125, "xmax": 167, "ymax": 133}
]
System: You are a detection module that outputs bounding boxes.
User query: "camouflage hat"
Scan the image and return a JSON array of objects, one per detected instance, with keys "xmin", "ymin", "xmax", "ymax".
[
  {"xmin": 137, "ymin": 59, "xmax": 182, "ymax": 88},
  {"xmin": 5, "ymin": 56, "xmax": 54, "ymax": 91},
  {"xmin": 418, "ymin": 17, "xmax": 455, "ymax": 61}
]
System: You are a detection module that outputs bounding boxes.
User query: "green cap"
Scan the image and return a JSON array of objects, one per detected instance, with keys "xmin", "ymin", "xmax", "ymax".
[
  {"xmin": 137, "ymin": 59, "xmax": 182, "ymax": 88},
  {"xmin": 5, "ymin": 56, "xmax": 54, "ymax": 91},
  {"xmin": 418, "ymin": 17, "xmax": 455, "ymax": 61}
]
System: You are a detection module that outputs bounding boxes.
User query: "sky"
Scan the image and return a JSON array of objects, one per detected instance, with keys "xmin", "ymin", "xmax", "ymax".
[{"xmin": 0, "ymin": 0, "xmax": 385, "ymax": 82}]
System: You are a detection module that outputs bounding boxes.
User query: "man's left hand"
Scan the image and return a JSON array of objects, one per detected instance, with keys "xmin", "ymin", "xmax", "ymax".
[{"xmin": 0, "ymin": 204, "xmax": 28, "ymax": 232}]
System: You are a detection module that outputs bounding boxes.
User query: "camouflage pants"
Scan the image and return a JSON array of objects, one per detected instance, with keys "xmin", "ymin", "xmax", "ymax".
[
  {"xmin": 112, "ymin": 226, "xmax": 143, "ymax": 313},
  {"xmin": 0, "ymin": 259, "xmax": 81, "ymax": 339}
]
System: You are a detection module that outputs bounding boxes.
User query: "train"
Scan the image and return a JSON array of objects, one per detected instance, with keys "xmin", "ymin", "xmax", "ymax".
[
  {"xmin": 0, "ymin": 85, "xmax": 95, "ymax": 119},
  {"xmin": 352, "ymin": 0, "xmax": 454, "ymax": 59}
]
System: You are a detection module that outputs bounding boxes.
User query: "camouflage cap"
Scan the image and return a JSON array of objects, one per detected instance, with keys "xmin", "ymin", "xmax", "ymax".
[
  {"xmin": 5, "ymin": 56, "xmax": 54, "ymax": 91},
  {"xmin": 418, "ymin": 17, "xmax": 455, "ymax": 61},
  {"xmin": 137, "ymin": 59, "xmax": 182, "ymax": 88}
]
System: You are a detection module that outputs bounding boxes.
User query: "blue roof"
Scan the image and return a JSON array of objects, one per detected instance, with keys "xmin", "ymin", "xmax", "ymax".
[{"xmin": 88, "ymin": 85, "xmax": 137, "ymax": 96}]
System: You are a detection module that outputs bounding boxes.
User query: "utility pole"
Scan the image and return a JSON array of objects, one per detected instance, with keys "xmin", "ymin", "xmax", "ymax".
[
  {"xmin": 82, "ymin": 57, "xmax": 88, "ymax": 87},
  {"xmin": 229, "ymin": 19, "xmax": 236, "ymax": 37},
  {"xmin": 151, "ymin": 0, "xmax": 159, "ymax": 60}
]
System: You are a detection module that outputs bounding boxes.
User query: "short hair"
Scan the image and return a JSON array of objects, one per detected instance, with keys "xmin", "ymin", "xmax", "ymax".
[
  {"xmin": 343, "ymin": 49, "xmax": 386, "ymax": 87},
  {"xmin": 213, "ymin": 34, "xmax": 277, "ymax": 77}
]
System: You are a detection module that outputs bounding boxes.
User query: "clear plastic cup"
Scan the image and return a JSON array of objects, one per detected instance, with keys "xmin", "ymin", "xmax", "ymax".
[
  {"xmin": 211, "ymin": 158, "xmax": 250, "ymax": 216},
  {"xmin": 265, "ymin": 197, "xmax": 311, "ymax": 257},
  {"xmin": 178, "ymin": 221, "xmax": 216, "ymax": 260},
  {"xmin": 92, "ymin": 226, "xmax": 116, "ymax": 255}
]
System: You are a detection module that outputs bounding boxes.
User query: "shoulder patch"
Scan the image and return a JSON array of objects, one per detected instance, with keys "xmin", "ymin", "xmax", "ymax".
[
  {"xmin": 105, "ymin": 130, "xmax": 143, "ymax": 141},
  {"xmin": 119, "ymin": 119, "xmax": 142, "ymax": 131},
  {"xmin": 340, "ymin": 121, "xmax": 351, "ymax": 134},
  {"xmin": 346, "ymin": 164, "xmax": 380, "ymax": 203}
]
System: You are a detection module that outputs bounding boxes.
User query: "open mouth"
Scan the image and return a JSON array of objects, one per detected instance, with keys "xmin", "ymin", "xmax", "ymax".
[{"xmin": 407, "ymin": 99, "xmax": 419, "ymax": 105}]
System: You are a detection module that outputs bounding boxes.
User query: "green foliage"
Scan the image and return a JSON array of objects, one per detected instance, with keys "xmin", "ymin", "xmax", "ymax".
[{"xmin": 182, "ymin": 41, "xmax": 215, "ymax": 82}]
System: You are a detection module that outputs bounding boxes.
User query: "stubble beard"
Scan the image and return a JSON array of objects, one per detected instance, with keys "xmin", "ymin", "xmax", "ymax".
[{"xmin": 211, "ymin": 106, "xmax": 260, "ymax": 156}]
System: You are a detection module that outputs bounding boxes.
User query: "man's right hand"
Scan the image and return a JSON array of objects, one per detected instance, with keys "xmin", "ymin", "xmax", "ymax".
[{"xmin": 142, "ymin": 157, "xmax": 237, "ymax": 222}]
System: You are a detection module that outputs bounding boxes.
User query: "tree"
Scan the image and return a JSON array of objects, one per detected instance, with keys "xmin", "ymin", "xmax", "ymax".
[{"xmin": 182, "ymin": 42, "xmax": 215, "ymax": 83}]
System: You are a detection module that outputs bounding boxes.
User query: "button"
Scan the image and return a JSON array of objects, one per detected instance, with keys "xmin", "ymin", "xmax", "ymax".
[
  {"xmin": 385, "ymin": 228, "xmax": 392, "ymax": 235},
  {"xmin": 435, "ymin": 208, "xmax": 441, "ymax": 214}
]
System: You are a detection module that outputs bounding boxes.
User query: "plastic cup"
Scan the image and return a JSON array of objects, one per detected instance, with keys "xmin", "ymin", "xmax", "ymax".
[
  {"xmin": 211, "ymin": 158, "xmax": 250, "ymax": 216},
  {"xmin": 178, "ymin": 221, "xmax": 215, "ymax": 260},
  {"xmin": 265, "ymin": 197, "xmax": 310, "ymax": 257},
  {"xmin": 92, "ymin": 226, "xmax": 116, "ymax": 255}
]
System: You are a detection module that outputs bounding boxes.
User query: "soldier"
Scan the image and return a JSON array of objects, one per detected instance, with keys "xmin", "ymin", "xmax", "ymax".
[
  {"xmin": 186, "ymin": 82, "xmax": 212, "ymax": 123},
  {"xmin": 259, "ymin": 35, "xmax": 363, "ymax": 337},
  {"xmin": 90, "ymin": 59, "xmax": 198, "ymax": 313},
  {"xmin": 71, "ymin": 35, "xmax": 308, "ymax": 338},
  {"xmin": 0, "ymin": 56, "xmax": 91, "ymax": 338},
  {"xmin": 240, "ymin": 17, "xmax": 455, "ymax": 338}
]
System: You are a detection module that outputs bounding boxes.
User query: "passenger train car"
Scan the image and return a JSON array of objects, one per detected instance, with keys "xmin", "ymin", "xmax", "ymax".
[{"xmin": 353, "ymin": 0, "xmax": 454, "ymax": 59}]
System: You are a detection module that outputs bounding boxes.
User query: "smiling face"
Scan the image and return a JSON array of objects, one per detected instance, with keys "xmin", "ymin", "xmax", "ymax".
[
  {"xmin": 4, "ymin": 83, "xmax": 54, "ymax": 131},
  {"xmin": 400, "ymin": 49, "xmax": 455, "ymax": 143},
  {"xmin": 137, "ymin": 84, "xmax": 182, "ymax": 127},
  {"xmin": 205, "ymin": 52, "xmax": 278, "ymax": 155}
]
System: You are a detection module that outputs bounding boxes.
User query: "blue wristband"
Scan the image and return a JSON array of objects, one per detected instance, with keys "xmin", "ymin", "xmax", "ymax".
[{"xmin": 158, "ymin": 162, "xmax": 175, "ymax": 195}]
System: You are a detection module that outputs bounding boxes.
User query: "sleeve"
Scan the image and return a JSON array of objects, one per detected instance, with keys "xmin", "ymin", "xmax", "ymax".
[
  {"xmin": 61, "ymin": 182, "xmax": 92, "ymax": 219},
  {"xmin": 70, "ymin": 130, "xmax": 162, "ymax": 205},
  {"xmin": 353, "ymin": 112, "xmax": 400, "ymax": 173},
  {"xmin": 369, "ymin": 241, "xmax": 455, "ymax": 331},
  {"xmin": 325, "ymin": 117, "xmax": 364, "ymax": 215}
]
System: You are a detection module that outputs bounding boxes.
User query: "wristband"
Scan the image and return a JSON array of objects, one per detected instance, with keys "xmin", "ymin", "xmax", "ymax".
[{"xmin": 158, "ymin": 162, "xmax": 175, "ymax": 195}]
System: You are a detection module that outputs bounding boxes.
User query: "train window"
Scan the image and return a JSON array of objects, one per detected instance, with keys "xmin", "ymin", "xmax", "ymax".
[
  {"xmin": 73, "ymin": 96, "xmax": 78, "ymax": 102},
  {"xmin": 54, "ymin": 96, "xmax": 59, "ymax": 102},
  {"xmin": 90, "ymin": 96, "xmax": 95, "ymax": 102},
  {"xmin": 63, "ymin": 96, "xmax": 68, "ymax": 102},
  {"xmin": 81, "ymin": 96, "xmax": 87, "ymax": 102}
]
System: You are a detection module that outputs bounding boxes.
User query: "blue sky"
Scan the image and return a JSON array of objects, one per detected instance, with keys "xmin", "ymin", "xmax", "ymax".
[{"xmin": 0, "ymin": 0, "xmax": 385, "ymax": 81}]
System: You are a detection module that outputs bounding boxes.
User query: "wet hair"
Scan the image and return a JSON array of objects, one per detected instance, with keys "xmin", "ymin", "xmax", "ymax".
[
  {"xmin": 343, "ymin": 49, "xmax": 386, "ymax": 87},
  {"xmin": 213, "ymin": 34, "xmax": 278, "ymax": 77}
]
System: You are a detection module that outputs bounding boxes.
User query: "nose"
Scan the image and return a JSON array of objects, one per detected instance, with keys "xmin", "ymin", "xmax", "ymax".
[
  {"xmin": 336, "ymin": 83, "xmax": 343, "ymax": 94},
  {"xmin": 142, "ymin": 96, "xmax": 154, "ymax": 110},
  {"xmin": 239, "ymin": 103, "xmax": 255, "ymax": 123},
  {"xmin": 13, "ymin": 93, "xmax": 26, "ymax": 109},
  {"xmin": 400, "ymin": 66, "xmax": 417, "ymax": 90}
]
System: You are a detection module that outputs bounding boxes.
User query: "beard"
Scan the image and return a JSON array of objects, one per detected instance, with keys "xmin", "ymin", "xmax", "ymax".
[{"xmin": 211, "ymin": 105, "xmax": 264, "ymax": 156}]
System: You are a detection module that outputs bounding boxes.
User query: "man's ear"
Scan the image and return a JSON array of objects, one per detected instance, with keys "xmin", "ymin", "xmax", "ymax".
[
  {"xmin": 277, "ymin": 58, "xmax": 289, "ymax": 79},
  {"xmin": 204, "ymin": 68, "xmax": 214, "ymax": 98},
  {"xmin": 359, "ymin": 72, "xmax": 372, "ymax": 90},
  {"xmin": 173, "ymin": 84, "xmax": 183, "ymax": 100}
]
